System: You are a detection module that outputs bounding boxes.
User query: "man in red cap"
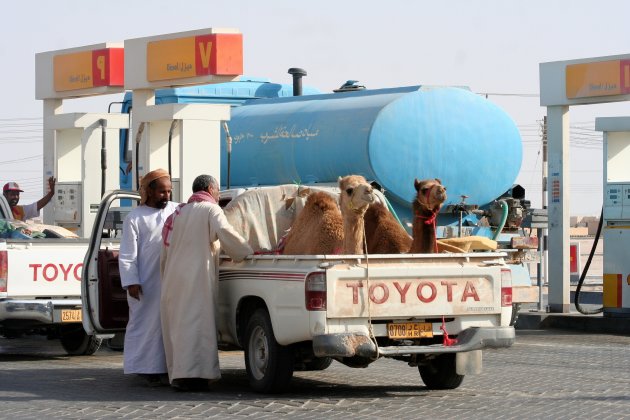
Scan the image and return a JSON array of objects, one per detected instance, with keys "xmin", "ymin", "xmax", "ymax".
[{"xmin": 2, "ymin": 176, "xmax": 56, "ymax": 221}]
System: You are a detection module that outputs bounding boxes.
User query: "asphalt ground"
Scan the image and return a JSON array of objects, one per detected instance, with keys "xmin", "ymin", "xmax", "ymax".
[{"xmin": 1, "ymin": 330, "xmax": 629, "ymax": 419}]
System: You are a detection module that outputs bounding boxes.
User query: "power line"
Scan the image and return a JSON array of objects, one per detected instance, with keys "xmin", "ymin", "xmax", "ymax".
[
  {"xmin": 0, "ymin": 117, "xmax": 42, "ymax": 122},
  {"xmin": 477, "ymin": 92, "xmax": 540, "ymax": 97},
  {"xmin": 0, "ymin": 155, "xmax": 42, "ymax": 165}
]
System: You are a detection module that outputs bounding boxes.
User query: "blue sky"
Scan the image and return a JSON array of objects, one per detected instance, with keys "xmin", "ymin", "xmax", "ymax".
[{"xmin": 1, "ymin": 0, "xmax": 629, "ymax": 215}]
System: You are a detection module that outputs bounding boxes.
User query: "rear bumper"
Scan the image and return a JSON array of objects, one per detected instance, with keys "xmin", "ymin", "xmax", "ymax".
[
  {"xmin": 0, "ymin": 299, "xmax": 82, "ymax": 326},
  {"xmin": 313, "ymin": 326, "xmax": 515, "ymax": 358}
]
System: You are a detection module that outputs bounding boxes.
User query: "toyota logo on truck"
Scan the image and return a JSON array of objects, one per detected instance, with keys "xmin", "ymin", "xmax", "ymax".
[{"xmin": 29, "ymin": 263, "xmax": 83, "ymax": 282}]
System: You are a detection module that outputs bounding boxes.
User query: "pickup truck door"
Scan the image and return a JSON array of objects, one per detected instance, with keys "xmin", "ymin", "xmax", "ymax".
[{"xmin": 82, "ymin": 190, "xmax": 139, "ymax": 335}]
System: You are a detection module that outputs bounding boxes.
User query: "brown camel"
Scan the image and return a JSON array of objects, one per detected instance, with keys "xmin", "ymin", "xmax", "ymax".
[
  {"xmin": 282, "ymin": 191, "xmax": 344, "ymax": 255},
  {"xmin": 337, "ymin": 175, "xmax": 375, "ymax": 254},
  {"xmin": 364, "ymin": 202, "xmax": 412, "ymax": 253},
  {"xmin": 409, "ymin": 178, "xmax": 447, "ymax": 253},
  {"xmin": 282, "ymin": 175, "xmax": 374, "ymax": 255}
]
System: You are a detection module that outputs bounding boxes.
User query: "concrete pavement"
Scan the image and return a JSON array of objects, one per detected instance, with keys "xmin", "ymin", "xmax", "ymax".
[{"xmin": 2, "ymin": 331, "xmax": 629, "ymax": 419}]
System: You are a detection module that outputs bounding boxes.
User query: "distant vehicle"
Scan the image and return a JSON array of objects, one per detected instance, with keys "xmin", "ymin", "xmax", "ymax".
[{"xmin": 0, "ymin": 194, "xmax": 101, "ymax": 355}]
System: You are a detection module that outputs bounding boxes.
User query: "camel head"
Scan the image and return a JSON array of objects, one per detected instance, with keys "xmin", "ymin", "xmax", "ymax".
[
  {"xmin": 414, "ymin": 178, "xmax": 447, "ymax": 213},
  {"xmin": 338, "ymin": 175, "xmax": 375, "ymax": 214}
]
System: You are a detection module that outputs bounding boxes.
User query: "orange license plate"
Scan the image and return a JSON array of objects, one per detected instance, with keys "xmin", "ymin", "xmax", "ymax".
[
  {"xmin": 387, "ymin": 322, "xmax": 433, "ymax": 339},
  {"xmin": 61, "ymin": 309, "xmax": 82, "ymax": 323}
]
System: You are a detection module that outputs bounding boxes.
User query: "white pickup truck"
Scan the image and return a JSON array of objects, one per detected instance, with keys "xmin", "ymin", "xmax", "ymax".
[
  {"xmin": 0, "ymin": 194, "xmax": 102, "ymax": 355},
  {"xmin": 83, "ymin": 186, "xmax": 515, "ymax": 393}
]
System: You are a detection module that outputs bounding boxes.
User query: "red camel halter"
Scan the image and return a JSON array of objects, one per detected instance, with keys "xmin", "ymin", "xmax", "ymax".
[{"xmin": 415, "ymin": 184, "xmax": 439, "ymax": 253}]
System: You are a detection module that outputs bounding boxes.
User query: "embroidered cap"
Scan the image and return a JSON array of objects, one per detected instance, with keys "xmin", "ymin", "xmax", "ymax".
[{"xmin": 3, "ymin": 182, "xmax": 24, "ymax": 193}]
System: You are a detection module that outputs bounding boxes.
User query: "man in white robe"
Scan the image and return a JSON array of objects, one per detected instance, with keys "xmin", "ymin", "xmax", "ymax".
[
  {"xmin": 161, "ymin": 174, "xmax": 252, "ymax": 391},
  {"xmin": 119, "ymin": 169, "xmax": 178, "ymax": 385}
]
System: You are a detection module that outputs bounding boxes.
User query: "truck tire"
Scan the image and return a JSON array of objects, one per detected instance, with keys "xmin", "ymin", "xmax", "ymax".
[
  {"xmin": 418, "ymin": 354, "xmax": 464, "ymax": 390},
  {"xmin": 244, "ymin": 309, "xmax": 294, "ymax": 393},
  {"xmin": 298, "ymin": 357, "xmax": 333, "ymax": 371},
  {"xmin": 2, "ymin": 330, "xmax": 23, "ymax": 339},
  {"xmin": 60, "ymin": 325, "xmax": 102, "ymax": 356}
]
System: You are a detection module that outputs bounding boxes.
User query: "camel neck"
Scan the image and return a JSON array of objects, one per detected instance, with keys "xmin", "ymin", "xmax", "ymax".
[
  {"xmin": 343, "ymin": 210, "xmax": 367, "ymax": 254},
  {"xmin": 410, "ymin": 206, "xmax": 438, "ymax": 253}
]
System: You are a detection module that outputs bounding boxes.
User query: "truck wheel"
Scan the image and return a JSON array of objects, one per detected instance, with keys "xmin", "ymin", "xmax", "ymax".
[
  {"xmin": 60, "ymin": 325, "xmax": 102, "ymax": 356},
  {"xmin": 244, "ymin": 309, "xmax": 294, "ymax": 393},
  {"xmin": 418, "ymin": 354, "xmax": 464, "ymax": 390},
  {"xmin": 300, "ymin": 357, "xmax": 333, "ymax": 371},
  {"xmin": 339, "ymin": 355, "xmax": 372, "ymax": 368},
  {"xmin": 2, "ymin": 330, "xmax": 23, "ymax": 339}
]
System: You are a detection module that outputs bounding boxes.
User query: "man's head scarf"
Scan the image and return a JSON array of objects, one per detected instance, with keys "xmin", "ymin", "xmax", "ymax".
[
  {"xmin": 161, "ymin": 187, "xmax": 217, "ymax": 247},
  {"xmin": 139, "ymin": 168, "xmax": 170, "ymax": 204}
]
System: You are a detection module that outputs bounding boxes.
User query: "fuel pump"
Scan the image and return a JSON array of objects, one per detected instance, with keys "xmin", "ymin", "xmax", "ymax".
[
  {"xmin": 44, "ymin": 114, "xmax": 127, "ymax": 236},
  {"xmin": 35, "ymin": 43, "xmax": 128, "ymax": 237},
  {"xmin": 596, "ymin": 116, "xmax": 630, "ymax": 317}
]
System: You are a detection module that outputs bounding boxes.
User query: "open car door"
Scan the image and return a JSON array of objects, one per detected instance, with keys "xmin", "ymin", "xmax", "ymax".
[{"xmin": 82, "ymin": 190, "xmax": 140, "ymax": 336}]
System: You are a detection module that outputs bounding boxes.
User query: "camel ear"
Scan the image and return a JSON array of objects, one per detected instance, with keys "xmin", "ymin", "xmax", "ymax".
[
  {"xmin": 338, "ymin": 176, "xmax": 343, "ymax": 182},
  {"xmin": 298, "ymin": 188, "xmax": 311, "ymax": 197},
  {"xmin": 435, "ymin": 178, "xmax": 442, "ymax": 184},
  {"xmin": 414, "ymin": 178, "xmax": 421, "ymax": 191}
]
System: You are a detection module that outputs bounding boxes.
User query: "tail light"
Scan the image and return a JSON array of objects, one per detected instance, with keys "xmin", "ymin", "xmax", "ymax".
[
  {"xmin": 501, "ymin": 268, "xmax": 512, "ymax": 307},
  {"xmin": 305, "ymin": 272, "xmax": 326, "ymax": 311},
  {"xmin": 0, "ymin": 247, "xmax": 7, "ymax": 293}
]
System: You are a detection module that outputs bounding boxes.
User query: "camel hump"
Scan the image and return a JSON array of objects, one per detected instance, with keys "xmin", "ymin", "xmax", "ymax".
[
  {"xmin": 366, "ymin": 201, "xmax": 388, "ymax": 217},
  {"xmin": 364, "ymin": 201, "xmax": 411, "ymax": 254},
  {"xmin": 306, "ymin": 191, "xmax": 339, "ymax": 213},
  {"xmin": 364, "ymin": 202, "xmax": 388, "ymax": 226}
]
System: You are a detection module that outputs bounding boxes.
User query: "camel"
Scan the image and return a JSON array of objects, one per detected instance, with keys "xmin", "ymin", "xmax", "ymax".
[
  {"xmin": 282, "ymin": 191, "xmax": 343, "ymax": 255},
  {"xmin": 337, "ymin": 175, "xmax": 375, "ymax": 254},
  {"xmin": 409, "ymin": 178, "xmax": 447, "ymax": 253},
  {"xmin": 364, "ymin": 202, "xmax": 412, "ymax": 253},
  {"xmin": 282, "ymin": 175, "xmax": 374, "ymax": 255}
]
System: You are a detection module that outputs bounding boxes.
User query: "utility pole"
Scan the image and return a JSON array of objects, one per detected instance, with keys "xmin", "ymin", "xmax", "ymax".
[{"xmin": 542, "ymin": 116, "xmax": 548, "ymax": 212}]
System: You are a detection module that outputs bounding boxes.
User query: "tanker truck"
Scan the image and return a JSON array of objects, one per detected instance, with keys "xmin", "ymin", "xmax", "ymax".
[{"xmin": 115, "ymin": 76, "xmax": 539, "ymax": 312}]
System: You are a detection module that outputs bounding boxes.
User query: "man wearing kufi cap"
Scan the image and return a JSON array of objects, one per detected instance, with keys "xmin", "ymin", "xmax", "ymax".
[
  {"xmin": 118, "ymin": 168, "xmax": 178, "ymax": 386},
  {"xmin": 2, "ymin": 176, "xmax": 56, "ymax": 221}
]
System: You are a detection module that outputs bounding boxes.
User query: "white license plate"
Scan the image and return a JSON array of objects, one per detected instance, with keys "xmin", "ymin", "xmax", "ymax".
[
  {"xmin": 387, "ymin": 322, "xmax": 433, "ymax": 339},
  {"xmin": 61, "ymin": 309, "xmax": 82, "ymax": 323}
]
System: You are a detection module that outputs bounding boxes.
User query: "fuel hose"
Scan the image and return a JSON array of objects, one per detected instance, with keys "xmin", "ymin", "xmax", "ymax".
[{"xmin": 574, "ymin": 208, "xmax": 603, "ymax": 315}]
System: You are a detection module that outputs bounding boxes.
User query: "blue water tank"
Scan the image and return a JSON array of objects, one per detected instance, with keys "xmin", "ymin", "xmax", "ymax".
[
  {"xmin": 118, "ymin": 78, "xmax": 322, "ymax": 192},
  {"xmin": 222, "ymin": 85, "xmax": 522, "ymax": 221}
]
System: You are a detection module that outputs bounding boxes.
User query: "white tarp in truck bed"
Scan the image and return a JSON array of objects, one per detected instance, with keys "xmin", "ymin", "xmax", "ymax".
[{"xmin": 223, "ymin": 184, "xmax": 340, "ymax": 253}]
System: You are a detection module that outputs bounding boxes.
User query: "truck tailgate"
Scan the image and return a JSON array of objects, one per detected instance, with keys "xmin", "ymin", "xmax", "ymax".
[
  {"xmin": 326, "ymin": 260, "xmax": 502, "ymax": 318},
  {"xmin": 5, "ymin": 242, "xmax": 88, "ymax": 298}
]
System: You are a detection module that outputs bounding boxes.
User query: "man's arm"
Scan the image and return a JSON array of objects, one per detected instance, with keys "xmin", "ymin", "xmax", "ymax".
[
  {"xmin": 211, "ymin": 206, "xmax": 253, "ymax": 262},
  {"xmin": 36, "ymin": 176, "xmax": 56, "ymax": 211}
]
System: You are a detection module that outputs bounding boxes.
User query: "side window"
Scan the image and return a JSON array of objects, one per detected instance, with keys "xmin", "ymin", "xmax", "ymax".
[{"xmin": 102, "ymin": 200, "xmax": 133, "ymax": 239}]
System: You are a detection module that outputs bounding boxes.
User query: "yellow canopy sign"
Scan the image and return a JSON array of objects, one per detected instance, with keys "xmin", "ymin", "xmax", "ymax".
[
  {"xmin": 566, "ymin": 59, "xmax": 630, "ymax": 99},
  {"xmin": 147, "ymin": 33, "xmax": 242, "ymax": 82}
]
